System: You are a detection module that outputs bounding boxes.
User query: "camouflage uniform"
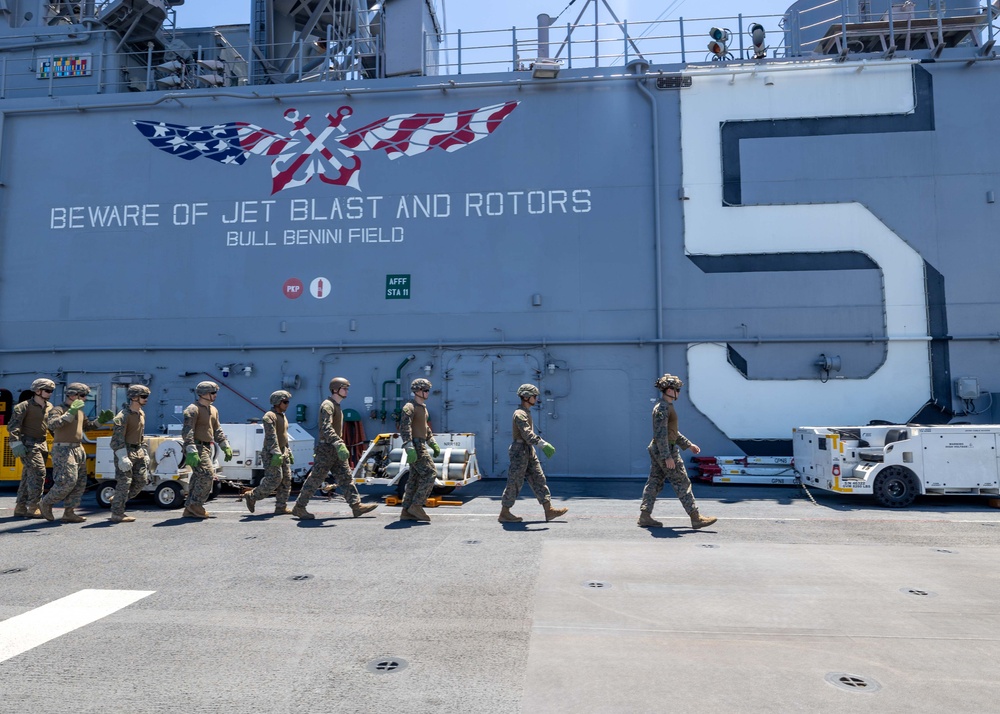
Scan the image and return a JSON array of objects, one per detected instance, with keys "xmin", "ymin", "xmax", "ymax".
[
  {"xmin": 640, "ymin": 399, "xmax": 697, "ymax": 517},
  {"xmin": 42, "ymin": 402, "xmax": 102, "ymax": 511},
  {"xmin": 248, "ymin": 408, "xmax": 292, "ymax": 509},
  {"xmin": 109, "ymin": 403, "xmax": 149, "ymax": 517},
  {"xmin": 8, "ymin": 398, "xmax": 52, "ymax": 512},
  {"xmin": 297, "ymin": 398, "xmax": 360, "ymax": 510},
  {"xmin": 400, "ymin": 400, "xmax": 437, "ymax": 511},
  {"xmin": 501, "ymin": 406, "xmax": 553, "ymax": 508},
  {"xmin": 182, "ymin": 401, "xmax": 229, "ymax": 509}
]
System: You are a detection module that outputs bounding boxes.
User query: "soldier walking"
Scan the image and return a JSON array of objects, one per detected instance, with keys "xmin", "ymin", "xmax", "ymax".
[
  {"xmin": 39, "ymin": 383, "xmax": 113, "ymax": 523},
  {"xmin": 244, "ymin": 390, "xmax": 295, "ymax": 516},
  {"xmin": 8, "ymin": 378, "xmax": 56, "ymax": 518},
  {"xmin": 108, "ymin": 384, "xmax": 152, "ymax": 523},
  {"xmin": 181, "ymin": 381, "xmax": 232, "ymax": 519},
  {"xmin": 638, "ymin": 374, "xmax": 717, "ymax": 530},
  {"xmin": 294, "ymin": 378, "xmax": 376, "ymax": 520},
  {"xmin": 498, "ymin": 384, "xmax": 568, "ymax": 523},
  {"xmin": 398, "ymin": 378, "xmax": 440, "ymax": 523}
]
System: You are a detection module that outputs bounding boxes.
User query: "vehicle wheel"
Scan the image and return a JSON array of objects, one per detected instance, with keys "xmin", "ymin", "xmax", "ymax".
[
  {"xmin": 95, "ymin": 481, "xmax": 117, "ymax": 509},
  {"xmin": 873, "ymin": 466, "xmax": 918, "ymax": 508},
  {"xmin": 154, "ymin": 482, "xmax": 184, "ymax": 509},
  {"xmin": 432, "ymin": 485, "xmax": 456, "ymax": 495}
]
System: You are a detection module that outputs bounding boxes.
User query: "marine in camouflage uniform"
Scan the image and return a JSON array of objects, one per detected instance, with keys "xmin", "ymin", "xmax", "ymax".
[
  {"xmin": 498, "ymin": 384, "xmax": 568, "ymax": 523},
  {"xmin": 39, "ymin": 383, "xmax": 113, "ymax": 523},
  {"xmin": 181, "ymin": 381, "xmax": 232, "ymax": 519},
  {"xmin": 8, "ymin": 378, "xmax": 56, "ymax": 518},
  {"xmin": 293, "ymin": 378, "xmax": 376, "ymax": 520},
  {"xmin": 108, "ymin": 384, "xmax": 152, "ymax": 523},
  {"xmin": 244, "ymin": 390, "xmax": 294, "ymax": 516},
  {"xmin": 638, "ymin": 374, "xmax": 717, "ymax": 530},
  {"xmin": 398, "ymin": 378, "xmax": 440, "ymax": 523}
]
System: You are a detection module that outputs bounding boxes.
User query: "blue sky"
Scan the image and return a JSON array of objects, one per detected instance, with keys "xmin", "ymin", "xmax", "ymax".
[
  {"xmin": 173, "ymin": 1, "xmax": 797, "ymax": 67},
  {"xmin": 174, "ymin": 1, "xmax": 794, "ymax": 34}
]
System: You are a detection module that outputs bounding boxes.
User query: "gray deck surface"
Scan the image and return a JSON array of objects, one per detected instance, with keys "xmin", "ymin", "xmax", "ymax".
[{"xmin": 1, "ymin": 478, "xmax": 998, "ymax": 713}]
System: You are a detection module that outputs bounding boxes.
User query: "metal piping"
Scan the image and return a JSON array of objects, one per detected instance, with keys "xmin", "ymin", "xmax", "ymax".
[
  {"xmin": 5, "ymin": 333, "xmax": 993, "ymax": 359},
  {"xmin": 634, "ymin": 73, "xmax": 664, "ymax": 375}
]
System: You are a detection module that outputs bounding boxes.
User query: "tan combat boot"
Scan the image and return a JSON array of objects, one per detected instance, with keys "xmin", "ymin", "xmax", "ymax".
[
  {"xmin": 407, "ymin": 503, "xmax": 431, "ymax": 522},
  {"xmin": 26, "ymin": 503, "xmax": 43, "ymax": 519},
  {"xmin": 274, "ymin": 504, "xmax": 293, "ymax": 515},
  {"xmin": 690, "ymin": 511, "xmax": 718, "ymax": 530},
  {"xmin": 399, "ymin": 508, "xmax": 419, "ymax": 521},
  {"xmin": 498, "ymin": 506, "xmax": 522, "ymax": 523},
  {"xmin": 543, "ymin": 502, "xmax": 568, "ymax": 522},
  {"xmin": 61, "ymin": 508, "xmax": 87, "ymax": 523},
  {"xmin": 110, "ymin": 514, "xmax": 136, "ymax": 523},
  {"xmin": 244, "ymin": 491, "xmax": 257, "ymax": 513},
  {"xmin": 637, "ymin": 511, "xmax": 662, "ymax": 527},
  {"xmin": 292, "ymin": 504, "xmax": 315, "ymax": 520},
  {"xmin": 13, "ymin": 503, "xmax": 28, "ymax": 517},
  {"xmin": 182, "ymin": 504, "xmax": 208, "ymax": 519},
  {"xmin": 351, "ymin": 502, "xmax": 377, "ymax": 517},
  {"xmin": 38, "ymin": 500, "xmax": 55, "ymax": 521}
]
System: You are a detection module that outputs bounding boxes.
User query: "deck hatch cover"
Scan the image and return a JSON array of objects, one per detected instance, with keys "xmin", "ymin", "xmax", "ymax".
[{"xmin": 367, "ymin": 657, "xmax": 409, "ymax": 674}]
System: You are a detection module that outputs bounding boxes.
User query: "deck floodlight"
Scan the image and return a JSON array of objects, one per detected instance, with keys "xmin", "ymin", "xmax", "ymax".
[
  {"xmin": 707, "ymin": 27, "xmax": 731, "ymax": 59},
  {"xmin": 749, "ymin": 23, "xmax": 766, "ymax": 59},
  {"xmin": 531, "ymin": 59, "xmax": 561, "ymax": 79}
]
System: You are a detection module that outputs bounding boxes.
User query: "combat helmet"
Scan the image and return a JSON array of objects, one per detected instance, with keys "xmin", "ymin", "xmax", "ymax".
[
  {"xmin": 654, "ymin": 373, "xmax": 683, "ymax": 393},
  {"xmin": 517, "ymin": 384, "xmax": 540, "ymax": 399},
  {"xmin": 269, "ymin": 390, "xmax": 292, "ymax": 406},
  {"xmin": 196, "ymin": 381, "xmax": 219, "ymax": 396},
  {"xmin": 65, "ymin": 382, "xmax": 90, "ymax": 398},
  {"xmin": 31, "ymin": 378, "xmax": 56, "ymax": 393},
  {"xmin": 127, "ymin": 384, "xmax": 151, "ymax": 400},
  {"xmin": 410, "ymin": 378, "xmax": 432, "ymax": 393},
  {"xmin": 329, "ymin": 377, "xmax": 351, "ymax": 393}
]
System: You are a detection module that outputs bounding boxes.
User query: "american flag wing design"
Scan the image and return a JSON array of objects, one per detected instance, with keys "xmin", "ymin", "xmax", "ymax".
[
  {"xmin": 133, "ymin": 120, "xmax": 298, "ymax": 165},
  {"xmin": 337, "ymin": 101, "xmax": 519, "ymax": 159}
]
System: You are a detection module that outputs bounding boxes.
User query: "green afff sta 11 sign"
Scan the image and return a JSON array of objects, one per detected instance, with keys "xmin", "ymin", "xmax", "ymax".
[{"xmin": 386, "ymin": 274, "xmax": 410, "ymax": 299}]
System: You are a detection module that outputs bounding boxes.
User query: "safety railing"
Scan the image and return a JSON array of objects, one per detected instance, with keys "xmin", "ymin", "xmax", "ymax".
[{"xmin": 0, "ymin": 1, "xmax": 995, "ymax": 101}]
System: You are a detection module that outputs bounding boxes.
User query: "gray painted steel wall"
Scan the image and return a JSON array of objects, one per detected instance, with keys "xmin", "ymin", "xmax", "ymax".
[{"xmin": 2, "ymin": 56, "xmax": 999, "ymax": 475}]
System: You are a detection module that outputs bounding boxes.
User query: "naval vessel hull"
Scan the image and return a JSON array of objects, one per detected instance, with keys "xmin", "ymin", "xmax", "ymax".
[{"xmin": 2, "ymin": 1, "xmax": 999, "ymax": 479}]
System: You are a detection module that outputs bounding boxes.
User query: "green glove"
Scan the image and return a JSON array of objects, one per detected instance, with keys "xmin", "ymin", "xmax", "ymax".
[
  {"xmin": 429, "ymin": 441, "xmax": 441, "ymax": 458},
  {"xmin": 269, "ymin": 453, "xmax": 283, "ymax": 467},
  {"xmin": 184, "ymin": 451, "xmax": 200, "ymax": 468},
  {"xmin": 541, "ymin": 441, "xmax": 556, "ymax": 458},
  {"xmin": 97, "ymin": 409, "xmax": 114, "ymax": 424},
  {"xmin": 336, "ymin": 443, "xmax": 350, "ymax": 462},
  {"xmin": 406, "ymin": 447, "xmax": 417, "ymax": 464},
  {"xmin": 223, "ymin": 446, "xmax": 233, "ymax": 462},
  {"xmin": 11, "ymin": 441, "xmax": 26, "ymax": 459},
  {"xmin": 288, "ymin": 452, "xmax": 294, "ymax": 464},
  {"xmin": 68, "ymin": 399, "xmax": 85, "ymax": 415}
]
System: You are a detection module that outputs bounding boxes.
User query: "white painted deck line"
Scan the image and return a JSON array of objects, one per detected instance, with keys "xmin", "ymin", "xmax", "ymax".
[{"xmin": 0, "ymin": 589, "xmax": 155, "ymax": 663}]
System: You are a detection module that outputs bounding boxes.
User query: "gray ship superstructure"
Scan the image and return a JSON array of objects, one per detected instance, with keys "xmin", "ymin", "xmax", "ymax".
[{"xmin": 1, "ymin": 0, "xmax": 999, "ymax": 478}]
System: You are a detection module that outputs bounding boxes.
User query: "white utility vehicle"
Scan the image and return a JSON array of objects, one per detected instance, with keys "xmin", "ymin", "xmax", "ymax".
[
  {"xmin": 351, "ymin": 432, "xmax": 481, "ymax": 496},
  {"xmin": 94, "ymin": 435, "xmax": 212, "ymax": 509},
  {"xmin": 93, "ymin": 423, "xmax": 315, "ymax": 509},
  {"xmin": 793, "ymin": 424, "xmax": 1000, "ymax": 507}
]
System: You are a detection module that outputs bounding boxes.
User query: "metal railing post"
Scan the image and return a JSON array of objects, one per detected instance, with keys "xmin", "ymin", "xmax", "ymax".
[
  {"xmin": 624, "ymin": 19, "xmax": 629, "ymax": 65},
  {"xmin": 512, "ymin": 26, "xmax": 517, "ymax": 70},
  {"xmin": 567, "ymin": 22, "xmax": 572, "ymax": 68},
  {"xmin": 840, "ymin": 0, "xmax": 848, "ymax": 50},
  {"xmin": 679, "ymin": 17, "xmax": 686, "ymax": 63},
  {"xmin": 739, "ymin": 14, "xmax": 744, "ymax": 59}
]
